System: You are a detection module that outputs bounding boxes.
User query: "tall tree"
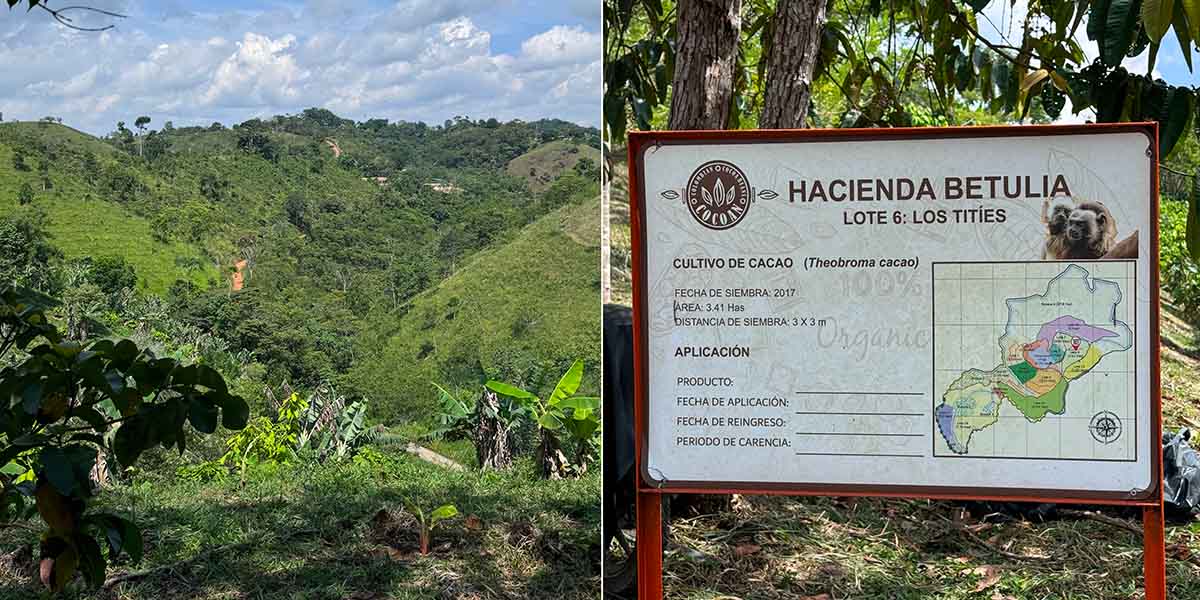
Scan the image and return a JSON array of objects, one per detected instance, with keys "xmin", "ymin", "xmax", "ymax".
[
  {"xmin": 134, "ymin": 116, "xmax": 150, "ymax": 158},
  {"xmin": 668, "ymin": 0, "xmax": 744, "ymax": 129},
  {"xmin": 759, "ymin": 0, "xmax": 829, "ymax": 128}
]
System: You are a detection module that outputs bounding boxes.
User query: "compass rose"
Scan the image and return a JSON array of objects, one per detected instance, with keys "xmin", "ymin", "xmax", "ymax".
[{"xmin": 1088, "ymin": 411, "xmax": 1122, "ymax": 444}]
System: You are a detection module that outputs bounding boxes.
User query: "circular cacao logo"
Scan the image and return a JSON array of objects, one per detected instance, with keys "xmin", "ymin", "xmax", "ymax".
[{"xmin": 685, "ymin": 160, "xmax": 751, "ymax": 230}]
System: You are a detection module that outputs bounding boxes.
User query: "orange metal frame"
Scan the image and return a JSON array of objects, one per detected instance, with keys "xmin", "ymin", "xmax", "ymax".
[{"xmin": 626, "ymin": 123, "xmax": 1166, "ymax": 600}]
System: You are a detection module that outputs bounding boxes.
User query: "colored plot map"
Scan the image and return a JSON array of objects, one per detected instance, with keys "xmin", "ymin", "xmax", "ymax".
[{"xmin": 932, "ymin": 262, "xmax": 1136, "ymax": 461}]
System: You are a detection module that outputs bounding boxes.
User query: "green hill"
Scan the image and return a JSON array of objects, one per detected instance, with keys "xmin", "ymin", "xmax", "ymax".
[
  {"xmin": 0, "ymin": 122, "xmax": 218, "ymax": 292},
  {"xmin": 506, "ymin": 139, "xmax": 594, "ymax": 192},
  {"xmin": 351, "ymin": 186, "xmax": 601, "ymax": 422},
  {"xmin": 0, "ymin": 112, "xmax": 600, "ymax": 425}
]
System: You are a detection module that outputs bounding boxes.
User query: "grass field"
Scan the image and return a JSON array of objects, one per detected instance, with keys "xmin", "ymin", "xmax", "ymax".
[
  {"xmin": 605, "ymin": 276, "xmax": 1199, "ymax": 595},
  {"xmin": 599, "ymin": 309, "xmax": 1200, "ymax": 600},
  {"xmin": 0, "ymin": 447, "xmax": 599, "ymax": 599},
  {"xmin": 0, "ymin": 123, "xmax": 219, "ymax": 292},
  {"xmin": 350, "ymin": 194, "xmax": 602, "ymax": 422}
]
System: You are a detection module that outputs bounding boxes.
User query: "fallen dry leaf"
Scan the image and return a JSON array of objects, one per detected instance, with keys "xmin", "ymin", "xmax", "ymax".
[
  {"xmin": 799, "ymin": 594, "xmax": 831, "ymax": 600},
  {"xmin": 733, "ymin": 543, "xmax": 761, "ymax": 557},
  {"xmin": 465, "ymin": 515, "xmax": 484, "ymax": 531},
  {"xmin": 971, "ymin": 565, "xmax": 1002, "ymax": 592}
]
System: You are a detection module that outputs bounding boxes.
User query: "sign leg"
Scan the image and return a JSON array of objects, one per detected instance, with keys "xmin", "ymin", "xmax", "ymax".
[
  {"xmin": 636, "ymin": 491, "xmax": 664, "ymax": 600},
  {"xmin": 1143, "ymin": 503, "xmax": 1167, "ymax": 600}
]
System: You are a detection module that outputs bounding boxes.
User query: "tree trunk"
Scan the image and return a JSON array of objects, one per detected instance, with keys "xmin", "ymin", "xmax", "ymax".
[
  {"xmin": 668, "ymin": 0, "xmax": 744, "ymax": 130},
  {"xmin": 759, "ymin": 0, "xmax": 828, "ymax": 129},
  {"xmin": 537, "ymin": 428, "xmax": 569, "ymax": 480},
  {"xmin": 474, "ymin": 389, "xmax": 513, "ymax": 470}
]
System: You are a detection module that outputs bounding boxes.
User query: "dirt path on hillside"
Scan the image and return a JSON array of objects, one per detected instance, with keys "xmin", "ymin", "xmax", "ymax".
[
  {"xmin": 324, "ymin": 138, "xmax": 342, "ymax": 158},
  {"xmin": 231, "ymin": 259, "xmax": 247, "ymax": 291}
]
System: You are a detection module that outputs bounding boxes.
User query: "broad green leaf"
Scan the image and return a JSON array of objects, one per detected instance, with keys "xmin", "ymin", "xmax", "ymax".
[
  {"xmin": 1054, "ymin": 0, "xmax": 1075, "ymax": 32},
  {"xmin": 557, "ymin": 395, "xmax": 599, "ymax": 412},
  {"xmin": 1089, "ymin": 0, "xmax": 1113, "ymax": 41},
  {"xmin": 74, "ymin": 533, "xmax": 106, "ymax": 588},
  {"xmin": 1143, "ymin": 0, "xmax": 1176, "ymax": 41},
  {"xmin": 547, "ymin": 359, "xmax": 584, "ymax": 407},
  {"xmin": 484, "ymin": 380, "xmax": 536, "ymax": 400},
  {"xmin": 1185, "ymin": 0, "xmax": 1200, "ymax": 37},
  {"xmin": 113, "ymin": 415, "xmax": 149, "ymax": 467},
  {"xmin": 537, "ymin": 412, "xmax": 563, "ymax": 430},
  {"xmin": 429, "ymin": 504, "xmax": 458, "ymax": 524},
  {"xmin": 71, "ymin": 406, "xmax": 109, "ymax": 432},
  {"xmin": 121, "ymin": 519, "xmax": 143, "ymax": 562},
  {"xmin": 194, "ymin": 365, "xmax": 227, "ymax": 394},
  {"xmin": 215, "ymin": 393, "xmax": 249, "ymax": 430},
  {"xmin": 1174, "ymin": 1, "xmax": 1195, "ymax": 71},
  {"xmin": 188, "ymin": 398, "xmax": 219, "ymax": 434},
  {"xmin": 1049, "ymin": 70, "xmax": 1069, "ymax": 91},
  {"xmin": 1020, "ymin": 69, "xmax": 1049, "ymax": 95},
  {"xmin": 110, "ymin": 339, "xmax": 139, "ymax": 370},
  {"xmin": 99, "ymin": 514, "xmax": 143, "ymax": 562},
  {"xmin": 40, "ymin": 447, "xmax": 77, "ymax": 496},
  {"xmin": 22, "ymin": 380, "xmax": 42, "ymax": 414},
  {"xmin": 431, "ymin": 382, "xmax": 454, "ymax": 402},
  {"xmin": 1161, "ymin": 87, "xmax": 1193, "ymax": 158},
  {"xmin": 564, "ymin": 418, "xmax": 600, "ymax": 441},
  {"xmin": 1102, "ymin": 0, "xmax": 1140, "ymax": 66}
]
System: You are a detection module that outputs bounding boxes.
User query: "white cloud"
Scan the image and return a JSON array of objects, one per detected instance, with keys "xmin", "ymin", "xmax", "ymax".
[
  {"xmin": 0, "ymin": 0, "xmax": 599, "ymax": 133},
  {"xmin": 519, "ymin": 25, "xmax": 599, "ymax": 69},
  {"xmin": 201, "ymin": 33, "xmax": 305, "ymax": 107}
]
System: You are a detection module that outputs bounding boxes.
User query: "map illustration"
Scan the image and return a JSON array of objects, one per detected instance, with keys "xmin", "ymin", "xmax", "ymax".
[{"xmin": 933, "ymin": 262, "xmax": 1136, "ymax": 460}]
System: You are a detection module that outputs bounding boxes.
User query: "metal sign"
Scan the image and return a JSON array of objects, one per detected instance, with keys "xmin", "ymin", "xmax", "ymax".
[{"xmin": 627, "ymin": 124, "xmax": 1165, "ymax": 599}]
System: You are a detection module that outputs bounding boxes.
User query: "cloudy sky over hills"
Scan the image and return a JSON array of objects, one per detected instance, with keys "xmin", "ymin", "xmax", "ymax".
[{"xmin": 0, "ymin": 0, "xmax": 601, "ymax": 134}]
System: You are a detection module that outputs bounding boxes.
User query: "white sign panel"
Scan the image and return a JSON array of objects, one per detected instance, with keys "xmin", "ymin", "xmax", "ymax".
[{"xmin": 634, "ymin": 126, "xmax": 1157, "ymax": 499}]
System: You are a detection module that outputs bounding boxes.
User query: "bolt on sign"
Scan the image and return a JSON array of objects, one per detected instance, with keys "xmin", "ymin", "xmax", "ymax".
[{"xmin": 627, "ymin": 124, "xmax": 1167, "ymax": 598}]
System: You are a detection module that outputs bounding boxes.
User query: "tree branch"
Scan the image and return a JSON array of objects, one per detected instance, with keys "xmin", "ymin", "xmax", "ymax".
[
  {"xmin": 34, "ymin": 3, "xmax": 126, "ymax": 32},
  {"xmin": 945, "ymin": 2, "xmax": 1049, "ymax": 71}
]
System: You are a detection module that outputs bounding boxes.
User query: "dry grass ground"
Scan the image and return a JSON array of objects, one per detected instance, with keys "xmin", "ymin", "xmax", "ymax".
[
  {"xmin": 0, "ymin": 449, "xmax": 600, "ymax": 600},
  {"xmin": 608, "ymin": 305, "xmax": 1200, "ymax": 600}
]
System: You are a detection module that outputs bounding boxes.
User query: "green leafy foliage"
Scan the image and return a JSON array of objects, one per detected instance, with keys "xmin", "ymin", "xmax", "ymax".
[
  {"xmin": 0, "ymin": 286, "xmax": 246, "ymax": 591},
  {"xmin": 430, "ymin": 382, "xmax": 477, "ymax": 439},
  {"xmin": 220, "ymin": 391, "xmax": 305, "ymax": 477},
  {"xmin": 1, "ymin": 110, "xmax": 597, "ymax": 446},
  {"xmin": 1160, "ymin": 195, "xmax": 1200, "ymax": 319},
  {"xmin": 485, "ymin": 359, "xmax": 600, "ymax": 477}
]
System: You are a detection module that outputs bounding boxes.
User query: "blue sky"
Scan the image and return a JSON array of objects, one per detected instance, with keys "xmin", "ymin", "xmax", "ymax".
[{"xmin": 0, "ymin": 0, "xmax": 601, "ymax": 135}]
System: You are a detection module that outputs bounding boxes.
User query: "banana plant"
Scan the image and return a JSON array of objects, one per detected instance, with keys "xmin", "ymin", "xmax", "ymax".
[
  {"xmin": 485, "ymin": 359, "xmax": 599, "ymax": 478},
  {"xmin": 430, "ymin": 382, "xmax": 477, "ymax": 440},
  {"xmin": 404, "ymin": 500, "xmax": 458, "ymax": 555}
]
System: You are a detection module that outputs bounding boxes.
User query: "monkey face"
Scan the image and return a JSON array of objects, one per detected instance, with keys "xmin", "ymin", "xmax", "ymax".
[
  {"xmin": 1048, "ymin": 204, "xmax": 1071, "ymax": 235},
  {"xmin": 1067, "ymin": 208, "xmax": 1103, "ymax": 246}
]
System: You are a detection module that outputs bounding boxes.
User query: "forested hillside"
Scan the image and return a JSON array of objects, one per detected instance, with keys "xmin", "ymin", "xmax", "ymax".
[{"xmin": 0, "ymin": 110, "xmax": 601, "ymax": 424}]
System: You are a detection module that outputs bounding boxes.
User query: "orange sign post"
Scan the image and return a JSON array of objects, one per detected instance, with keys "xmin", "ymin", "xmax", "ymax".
[{"xmin": 627, "ymin": 124, "xmax": 1165, "ymax": 599}]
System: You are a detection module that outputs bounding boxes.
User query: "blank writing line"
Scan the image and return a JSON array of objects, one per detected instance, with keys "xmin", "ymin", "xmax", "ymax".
[
  {"xmin": 794, "ymin": 432, "xmax": 924, "ymax": 437},
  {"xmin": 795, "ymin": 451, "xmax": 924, "ymax": 458},
  {"xmin": 795, "ymin": 411, "xmax": 925, "ymax": 416},
  {"xmin": 795, "ymin": 391, "xmax": 924, "ymax": 396}
]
